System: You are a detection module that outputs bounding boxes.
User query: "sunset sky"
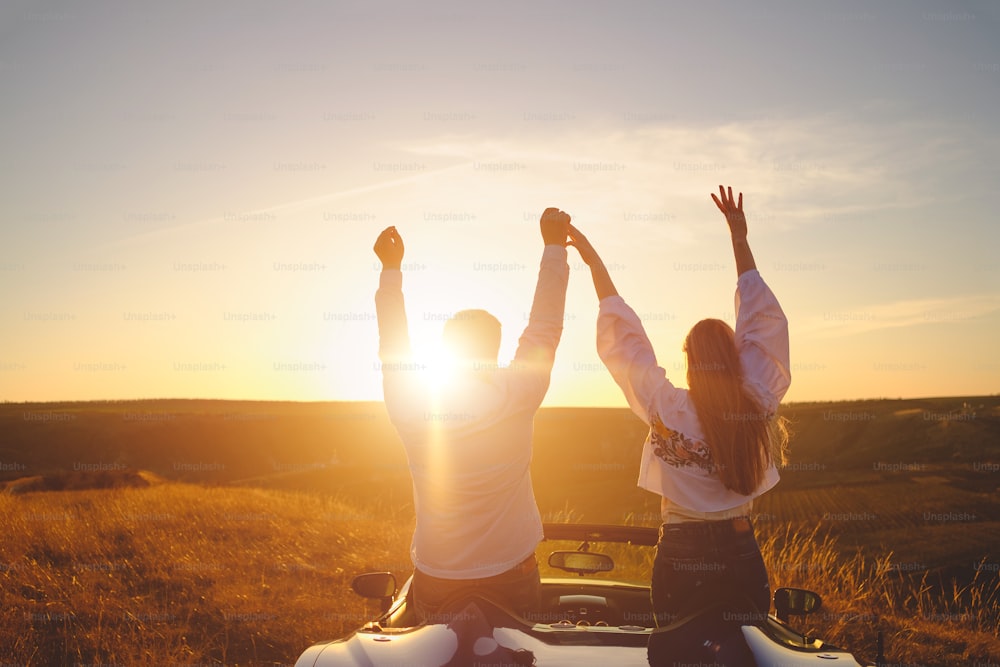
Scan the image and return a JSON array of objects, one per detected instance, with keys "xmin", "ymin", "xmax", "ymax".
[{"xmin": 1, "ymin": 1, "xmax": 998, "ymax": 406}]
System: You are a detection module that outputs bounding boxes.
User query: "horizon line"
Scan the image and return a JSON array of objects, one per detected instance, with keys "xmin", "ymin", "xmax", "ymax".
[{"xmin": 2, "ymin": 393, "xmax": 997, "ymax": 408}]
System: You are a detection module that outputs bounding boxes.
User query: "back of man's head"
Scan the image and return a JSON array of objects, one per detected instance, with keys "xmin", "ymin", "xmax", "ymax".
[{"xmin": 443, "ymin": 309, "xmax": 502, "ymax": 362}]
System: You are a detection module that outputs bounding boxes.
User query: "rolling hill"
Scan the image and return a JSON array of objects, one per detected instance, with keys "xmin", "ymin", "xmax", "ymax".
[{"xmin": 3, "ymin": 396, "xmax": 998, "ymax": 573}]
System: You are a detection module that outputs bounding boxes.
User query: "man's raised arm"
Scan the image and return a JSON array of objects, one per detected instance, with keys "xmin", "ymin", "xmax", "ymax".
[
  {"xmin": 374, "ymin": 226, "xmax": 428, "ymax": 426},
  {"xmin": 511, "ymin": 208, "xmax": 571, "ymax": 404},
  {"xmin": 373, "ymin": 226, "xmax": 410, "ymax": 362}
]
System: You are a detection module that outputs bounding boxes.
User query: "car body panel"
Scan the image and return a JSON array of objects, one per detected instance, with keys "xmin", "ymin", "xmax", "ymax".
[
  {"xmin": 742, "ymin": 625, "xmax": 862, "ymax": 664},
  {"xmin": 294, "ymin": 524, "xmax": 872, "ymax": 666},
  {"xmin": 297, "ymin": 618, "xmax": 867, "ymax": 667}
]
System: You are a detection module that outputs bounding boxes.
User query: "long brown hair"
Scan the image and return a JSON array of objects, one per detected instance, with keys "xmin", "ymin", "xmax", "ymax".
[{"xmin": 684, "ymin": 318, "xmax": 787, "ymax": 495}]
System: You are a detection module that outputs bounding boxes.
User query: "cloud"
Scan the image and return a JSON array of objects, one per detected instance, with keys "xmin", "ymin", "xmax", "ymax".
[
  {"xmin": 801, "ymin": 294, "xmax": 1000, "ymax": 338},
  {"xmin": 100, "ymin": 162, "xmax": 472, "ymax": 251},
  {"xmin": 98, "ymin": 113, "xmax": 988, "ymax": 259},
  {"xmin": 394, "ymin": 112, "xmax": 977, "ymax": 232}
]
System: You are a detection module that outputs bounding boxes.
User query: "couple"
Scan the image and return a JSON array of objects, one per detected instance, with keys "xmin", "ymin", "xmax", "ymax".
[{"xmin": 373, "ymin": 187, "xmax": 790, "ymax": 640}]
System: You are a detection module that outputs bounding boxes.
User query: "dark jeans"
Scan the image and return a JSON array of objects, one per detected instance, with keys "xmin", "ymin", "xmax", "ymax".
[
  {"xmin": 647, "ymin": 517, "xmax": 769, "ymax": 666},
  {"xmin": 411, "ymin": 554, "xmax": 541, "ymax": 623}
]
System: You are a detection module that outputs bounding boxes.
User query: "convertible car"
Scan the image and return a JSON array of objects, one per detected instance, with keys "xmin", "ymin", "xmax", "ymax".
[{"xmin": 294, "ymin": 524, "xmax": 875, "ymax": 666}]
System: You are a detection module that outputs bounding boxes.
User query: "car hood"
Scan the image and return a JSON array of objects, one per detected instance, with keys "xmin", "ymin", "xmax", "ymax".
[
  {"xmin": 295, "ymin": 600, "xmax": 651, "ymax": 667},
  {"xmin": 295, "ymin": 598, "xmax": 865, "ymax": 667}
]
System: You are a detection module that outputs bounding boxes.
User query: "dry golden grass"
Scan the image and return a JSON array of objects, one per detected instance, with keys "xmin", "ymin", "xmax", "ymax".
[
  {"xmin": 1, "ymin": 483, "xmax": 412, "ymax": 666},
  {"xmin": 2, "ymin": 484, "xmax": 997, "ymax": 666},
  {"xmin": 758, "ymin": 524, "xmax": 1000, "ymax": 666}
]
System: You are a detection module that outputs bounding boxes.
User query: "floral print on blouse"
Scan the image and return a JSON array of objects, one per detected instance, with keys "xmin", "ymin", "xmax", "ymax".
[{"xmin": 650, "ymin": 412, "xmax": 715, "ymax": 474}]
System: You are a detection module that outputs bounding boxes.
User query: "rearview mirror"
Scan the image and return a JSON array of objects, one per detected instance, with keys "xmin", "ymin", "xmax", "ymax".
[
  {"xmin": 548, "ymin": 551, "xmax": 614, "ymax": 576},
  {"xmin": 352, "ymin": 572, "xmax": 397, "ymax": 609},
  {"xmin": 773, "ymin": 587, "xmax": 822, "ymax": 622}
]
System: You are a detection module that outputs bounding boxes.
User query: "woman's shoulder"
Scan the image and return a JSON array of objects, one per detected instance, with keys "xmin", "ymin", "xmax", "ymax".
[{"xmin": 648, "ymin": 389, "xmax": 702, "ymax": 438}]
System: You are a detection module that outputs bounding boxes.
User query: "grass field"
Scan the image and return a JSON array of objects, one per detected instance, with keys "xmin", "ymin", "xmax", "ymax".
[
  {"xmin": 2, "ymin": 396, "xmax": 999, "ymax": 664},
  {"xmin": 1, "ymin": 483, "xmax": 411, "ymax": 665},
  {"xmin": 1, "ymin": 481, "xmax": 998, "ymax": 666}
]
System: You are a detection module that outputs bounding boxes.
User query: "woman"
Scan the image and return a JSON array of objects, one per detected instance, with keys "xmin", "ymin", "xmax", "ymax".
[{"xmin": 569, "ymin": 186, "xmax": 790, "ymax": 663}]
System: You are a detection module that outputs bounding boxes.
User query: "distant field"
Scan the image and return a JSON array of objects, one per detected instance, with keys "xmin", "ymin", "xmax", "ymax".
[{"xmin": 2, "ymin": 395, "xmax": 999, "ymax": 664}]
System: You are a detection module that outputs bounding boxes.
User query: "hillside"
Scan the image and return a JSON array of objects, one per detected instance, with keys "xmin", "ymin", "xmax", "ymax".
[
  {"xmin": 4, "ymin": 396, "xmax": 998, "ymax": 484},
  {"xmin": 3, "ymin": 396, "xmax": 999, "ymax": 574}
]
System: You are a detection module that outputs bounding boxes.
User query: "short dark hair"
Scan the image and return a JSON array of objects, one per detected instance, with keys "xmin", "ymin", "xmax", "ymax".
[{"xmin": 442, "ymin": 309, "xmax": 501, "ymax": 361}]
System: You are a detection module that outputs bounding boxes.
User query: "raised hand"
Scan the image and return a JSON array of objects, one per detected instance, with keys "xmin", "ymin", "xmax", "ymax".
[
  {"xmin": 374, "ymin": 226, "xmax": 404, "ymax": 270},
  {"xmin": 540, "ymin": 207, "xmax": 571, "ymax": 246},
  {"xmin": 568, "ymin": 223, "xmax": 618, "ymax": 300},
  {"xmin": 711, "ymin": 185, "xmax": 747, "ymax": 240},
  {"xmin": 711, "ymin": 186, "xmax": 756, "ymax": 275},
  {"xmin": 567, "ymin": 223, "xmax": 600, "ymax": 266}
]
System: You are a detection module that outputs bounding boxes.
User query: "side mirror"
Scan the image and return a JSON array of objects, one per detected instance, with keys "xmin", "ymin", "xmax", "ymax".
[
  {"xmin": 352, "ymin": 572, "xmax": 397, "ymax": 613},
  {"xmin": 773, "ymin": 587, "xmax": 822, "ymax": 622},
  {"xmin": 548, "ymin": 551, "xmax": 614, "ymax": 576}
]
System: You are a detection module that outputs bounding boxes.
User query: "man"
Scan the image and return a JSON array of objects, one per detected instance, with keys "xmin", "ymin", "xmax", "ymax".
[{"xmin": 373, "ymin": 208, "xmax": 570, "ymax": 621}]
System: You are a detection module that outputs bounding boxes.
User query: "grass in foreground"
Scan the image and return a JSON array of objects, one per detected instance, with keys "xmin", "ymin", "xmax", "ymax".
[
  {"xmin": 1, "ymin": 483, "xmax": 412, "ymax": 666},
  {"xmin": 2, "ymin": 484, "xmax": 998, "ymax": 666},
  {"xmin": 759, "ymin": 524, "xmax": 1000, "ymax": 665}
]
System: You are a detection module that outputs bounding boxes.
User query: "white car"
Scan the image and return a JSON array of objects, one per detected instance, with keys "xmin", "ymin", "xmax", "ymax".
[{"xmin": 294, "ymin": 524, "xmax": 875, "ymax": 666}]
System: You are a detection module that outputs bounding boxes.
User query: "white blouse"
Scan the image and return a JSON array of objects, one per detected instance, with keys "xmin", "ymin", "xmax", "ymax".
[{"xmin": 596, "ymin": 269, "xmax": 791, "ymax": 516}]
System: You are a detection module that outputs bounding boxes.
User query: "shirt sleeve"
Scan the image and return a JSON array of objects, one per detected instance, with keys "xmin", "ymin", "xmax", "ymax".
[
  {"xmin": 596, "ymin": 295, "xmax": 674, "ymax": 425},
  {"xmin": 508, "ymin": 245, "xmax": 570, "ymax": 409},
  {"xmin": 735, "ymin": 269, "xmax": 791, "ymax": 414},
  {"xmin": 374, "ymin": 269, "xmax": 424, "ymax": 425},
  {"xmin": 375, "ymin": 269, "xmax": 409, "ymax": 361}
]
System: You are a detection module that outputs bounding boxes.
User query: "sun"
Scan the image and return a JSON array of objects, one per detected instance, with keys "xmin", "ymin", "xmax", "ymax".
[{"xmin": 409, "ymin": 331, "xmax": 459, "ymax": 393}]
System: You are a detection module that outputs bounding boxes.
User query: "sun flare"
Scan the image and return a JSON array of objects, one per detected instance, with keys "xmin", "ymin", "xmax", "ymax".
[{"xmin": 407, "ymin": 329, "xmax": 461, "ymax": 393}]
